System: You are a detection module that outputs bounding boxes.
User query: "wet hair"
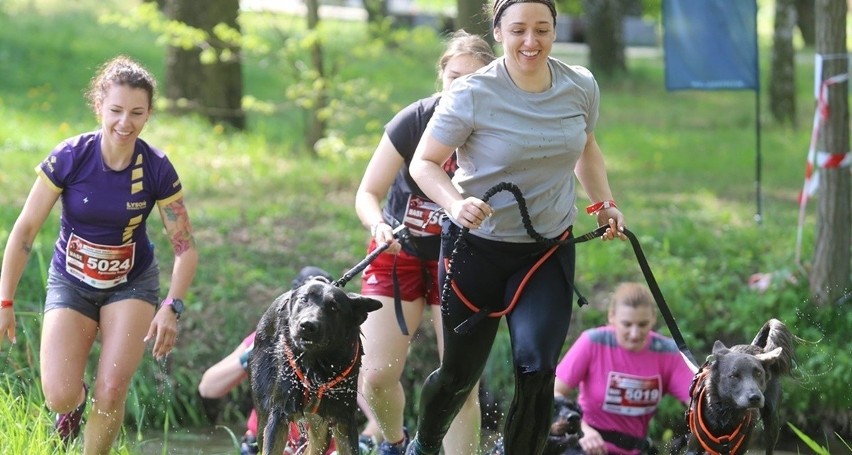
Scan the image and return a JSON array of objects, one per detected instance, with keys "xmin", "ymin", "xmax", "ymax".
[
  {"xmin": 437, "ymin": 29, "xmax": 497, "ymax": 81},
  {"xmin": 489, "ymin": 0, "xmax": 557, "ymax": 29},
  {"xmin": 86, "ymin": 55, "xmax": 157, "ymax": 113},
  {"xmin": 608, "ymin": 282, "xmax": 655, "ymax": 315}
]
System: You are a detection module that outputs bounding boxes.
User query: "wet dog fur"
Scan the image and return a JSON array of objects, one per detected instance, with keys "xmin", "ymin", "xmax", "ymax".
[
  {"xmin": 683, "ymin": 318, "xmax": 794, "ymax": 455},
  {"xmin": 249, "ymin": 277, "xmax": 382, "ymax": 455}
]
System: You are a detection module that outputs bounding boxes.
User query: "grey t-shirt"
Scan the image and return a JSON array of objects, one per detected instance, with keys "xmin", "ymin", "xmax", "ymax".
[{"xmin": 426, "ymin": 57, "xmax": 600, "ymax": 242}]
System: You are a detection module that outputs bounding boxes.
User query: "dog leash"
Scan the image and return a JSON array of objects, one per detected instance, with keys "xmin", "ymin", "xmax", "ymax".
[
  {"xmin": 333, "ymin": 225, "xmax": 411, "ymax": 288},
  {"xmin": 621, "ymin": 227, "xmax": 700, "ymax": 371},
  {"xmin": 442, "ymin": 182, "xmax": 700, "ymax": 370},
  {"xmin": 333, "ymin": 224, "xmax": 414, "ymax": 336}
]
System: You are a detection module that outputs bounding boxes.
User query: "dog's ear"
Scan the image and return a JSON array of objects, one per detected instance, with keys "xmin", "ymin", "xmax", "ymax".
[
  {"xmin": 756, "ymin": 346, "xmax": 782, "ymax": 365},
  {"xmin": 347, "ymin": 293, "xmax": 383, "ymax": 323},
  {"xmin": 712, "ymin": 340, "xmax": 730, "ymax": 356},
  {"xmin": 276, "ymin": 289, "xmax": 295, "ymax": 314}
]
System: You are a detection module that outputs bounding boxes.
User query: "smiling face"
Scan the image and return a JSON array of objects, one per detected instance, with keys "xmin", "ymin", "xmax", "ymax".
[
  {"xmin": 96, "ymin": 83, "xmax": 151, "ymax": 153},
  {"xmin": 493, "ymin": 2, "xmax": 555, "ymax": 84}
]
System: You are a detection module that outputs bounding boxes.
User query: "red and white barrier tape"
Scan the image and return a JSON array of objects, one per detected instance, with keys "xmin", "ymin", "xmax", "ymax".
[{"xmin": 795, "ymin": 72, "xmax": 850, "ymax": 264}]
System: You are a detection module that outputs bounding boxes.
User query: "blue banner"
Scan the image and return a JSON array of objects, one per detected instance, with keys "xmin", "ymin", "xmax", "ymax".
[{"xmin": 663, "ymin": 0, "xmax": 759, "ymax": 91}]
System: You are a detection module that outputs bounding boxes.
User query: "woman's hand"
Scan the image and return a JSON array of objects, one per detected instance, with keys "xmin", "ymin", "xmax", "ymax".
[
  {"xmin": 596, "ymin": 207, "xmax": 626, "ymax": 241},
  {"xmin": 372, "ymin": 222, "xmax": 402, "ymax": 254},
  {"xmin": 145, "ymin": 306, "xmax": 179, "ymax": 360},
  {"xmin": 449, "ymin": 197, "xmax": 493, "ymax": 230},
  {"xmin": 578, "ymin": 422, "xmax": 607, "ymax": 455},
  {"xmin": 0, "ymin": 308, "xmax": 16, "ymax": 345}
]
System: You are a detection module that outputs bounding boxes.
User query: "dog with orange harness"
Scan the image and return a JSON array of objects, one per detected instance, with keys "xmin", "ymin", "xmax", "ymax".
[
  {"xmin": 683, "ymin": 318, "xmax": 795, "ymax": 455},
  {"xmin": 250, "ymin": 277, "xmax": 382, "ymax": 455}
]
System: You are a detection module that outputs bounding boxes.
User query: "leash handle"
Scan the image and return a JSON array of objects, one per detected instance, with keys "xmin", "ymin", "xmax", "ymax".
[{"xmin": 334, "ymin": 225, "xmax": 410, "ymax": 288}]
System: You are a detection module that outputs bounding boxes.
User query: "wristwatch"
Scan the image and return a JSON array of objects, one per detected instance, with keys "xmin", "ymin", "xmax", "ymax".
[{"xmin": 161, "ymin": 297, "xmax": 185, "ymax": 320}]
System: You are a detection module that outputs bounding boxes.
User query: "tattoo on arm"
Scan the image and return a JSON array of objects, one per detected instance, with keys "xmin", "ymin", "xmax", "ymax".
[{"xmin": 163, "ymin": 199, "xmax": 195, "ymax": 256}]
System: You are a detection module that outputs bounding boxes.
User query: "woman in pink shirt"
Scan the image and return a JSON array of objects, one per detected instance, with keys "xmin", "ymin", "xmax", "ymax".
[{"xmin": 554, "ymin": 283, "xmax": 694, "ymax": 455}]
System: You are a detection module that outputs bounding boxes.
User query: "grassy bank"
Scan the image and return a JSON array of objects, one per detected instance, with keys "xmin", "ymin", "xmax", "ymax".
[{"xmin": 1, "ymin": 0, "xmax": 849, "ymax": 448}]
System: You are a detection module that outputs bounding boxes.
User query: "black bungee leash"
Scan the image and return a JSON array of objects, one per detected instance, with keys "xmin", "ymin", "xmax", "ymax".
[{"xmin": 444, "ymin": 182, "xmax": 699, "ymax": 370}]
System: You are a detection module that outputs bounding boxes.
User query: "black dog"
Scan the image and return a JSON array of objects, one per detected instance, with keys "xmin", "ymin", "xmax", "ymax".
[
  {"xmin": 490, "ymin": 396, "xmax": 583, "ymax": 455},
  {"xmin": 249, "ymin": 277, "xmax": 382, "ymax": 455},
  {"xmin": 543, "ymin": 396, "xmax": 584, "ymax": 455},
  {"xmin": 684, "ymin": 318, "xmax": 794, "ymax": 455}
]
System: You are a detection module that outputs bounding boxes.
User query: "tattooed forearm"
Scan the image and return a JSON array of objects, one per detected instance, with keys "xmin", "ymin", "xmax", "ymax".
[
  {"xmin": 171, "ymin": 233, "xmax": 196, "ymax": 256},
  {"xmin": 20, "ymin": 241, "xmax": 32, "ymax": 255},
  {"xmin": 163, "ymin": 199, "xmax": 195, "ymax": 256}
]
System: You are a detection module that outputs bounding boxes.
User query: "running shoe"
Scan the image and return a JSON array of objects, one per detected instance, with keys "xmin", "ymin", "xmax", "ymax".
[
  {"xmin": 359, "ymin": 434, "xmax": 376, "ymax": 454},
  {"xmin": 378, "ymin": 428, "xmax": 409, "ymax": 455},
  {"xmin": 55, "ymin": 383, "xmax": 88, "ymax": 444}
]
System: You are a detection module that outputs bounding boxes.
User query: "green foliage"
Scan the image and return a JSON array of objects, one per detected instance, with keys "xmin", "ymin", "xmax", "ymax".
[
  {"xmin": 99, "ymin": 2, "xmax": 441, "ymax": 155},
  {"xmin": 787, "ymin": 422, "xmax": 852, "ymax": 454}
]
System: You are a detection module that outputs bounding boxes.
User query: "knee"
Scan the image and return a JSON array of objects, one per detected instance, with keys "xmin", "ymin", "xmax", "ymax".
[
  {"xmin": 434, "ymin": 368, "xmax": 478, "ymax": 398},
  {"xmin": 91, "ymin": 380, "xmax": 129, "ymax": 412},
  {"xmin": 516, "ymin": 368, "xmax": 556, "ymax": 391},
  {"xmin": 42, "ymin": 381, "xmax": 85, "ymax": 413},
  {"xmin": 361, "ymin": 367, "xmax": 399, "ymax": 392}
]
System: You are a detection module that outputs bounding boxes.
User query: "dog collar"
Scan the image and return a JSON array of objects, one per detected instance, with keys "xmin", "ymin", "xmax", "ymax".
[
  {"xmin": 687, "ymin": 367, "xmax": 753, "ymax": 455},
  {"xmin": 282, "ymin": 337, "xmax": 361, "ymax": 414}
]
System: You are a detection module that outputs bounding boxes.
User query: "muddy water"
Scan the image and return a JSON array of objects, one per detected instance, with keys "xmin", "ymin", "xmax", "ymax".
[
  {"xmin": 131, "ymin": 426, "xmax": 817, "ymax": 455},
  {"xmin": 131, "ymin": 426, "xmax": 238, "ymax": 454}
]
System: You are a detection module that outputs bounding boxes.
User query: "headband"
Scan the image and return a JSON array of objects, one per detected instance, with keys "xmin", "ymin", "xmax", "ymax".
[{"xmin": 492, "ymin": 0, "xmax": 557, "ymax": 29}]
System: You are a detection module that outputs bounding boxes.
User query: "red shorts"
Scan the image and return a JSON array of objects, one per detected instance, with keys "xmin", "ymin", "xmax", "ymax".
[{"xmin": 360, "ymin": 239, "xmax": 440, "ymax": 306}]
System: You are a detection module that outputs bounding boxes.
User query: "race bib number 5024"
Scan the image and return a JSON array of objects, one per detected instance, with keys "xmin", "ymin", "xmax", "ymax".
[{"xmin": 65, "ymin": 233, "xmax": 135, "ymax": 289}]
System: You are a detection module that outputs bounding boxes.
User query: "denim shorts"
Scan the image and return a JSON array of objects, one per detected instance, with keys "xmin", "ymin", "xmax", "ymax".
[{"xmin": 45, "ymin": 259, "xmax": 161, "ymax": 322}]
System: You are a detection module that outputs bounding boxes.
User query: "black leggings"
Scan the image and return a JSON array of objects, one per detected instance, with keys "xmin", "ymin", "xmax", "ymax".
[{"xmin": 412, "ymin": 223, "xmax": 576, "ymax": 455}]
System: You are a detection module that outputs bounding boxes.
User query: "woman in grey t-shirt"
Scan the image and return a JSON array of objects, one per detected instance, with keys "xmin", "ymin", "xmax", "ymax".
[{"xmin": 406, "ymin": 0, "xmax": 626, "ymax": 453}]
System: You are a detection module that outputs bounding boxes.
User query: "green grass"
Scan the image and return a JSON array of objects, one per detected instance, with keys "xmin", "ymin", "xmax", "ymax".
[{"xmin": 1, "ymin": 0, "xmax": 849, "ymax": 448}]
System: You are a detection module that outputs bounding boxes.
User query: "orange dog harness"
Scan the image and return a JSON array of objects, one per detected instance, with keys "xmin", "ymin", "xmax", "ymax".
[{"xmin": 686, "ymin": 366, "xmax": 753, "ymax": 455}]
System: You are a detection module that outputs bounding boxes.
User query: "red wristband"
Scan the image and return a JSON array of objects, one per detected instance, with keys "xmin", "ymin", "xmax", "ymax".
[
  {"xmin": 586, "ymin": 200, "xmax": 618, "ymax": 215},
  {"xmin": 1, "ymin": 300, "xmax": 13, "ymax": 309}
]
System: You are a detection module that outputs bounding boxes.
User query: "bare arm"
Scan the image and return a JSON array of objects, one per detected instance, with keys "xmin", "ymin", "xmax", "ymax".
[
  {"xmin": 0, "ymin": 178, "xmax": 60, "ymax": 345},
  {"xmin": 410, "ymin": 133, "xmax": 492, "ymax": 228},
  {"xmin": 199, "ymin": 340, "xmax": 251, "ymax": 398},
  {"xmin": 355, "ymin": 133, "xmax": 405, "ymax": 253},
  {"xmin": 145, "ymin": 196, "xmax": 199, "ymax": 359},
  {"xmin": 554, "ymin": 376, "xmax": 573, "ymax": 398},
  {"xmin": 574, "ymin": 132, "xmax": 625, "ymax": 241}
]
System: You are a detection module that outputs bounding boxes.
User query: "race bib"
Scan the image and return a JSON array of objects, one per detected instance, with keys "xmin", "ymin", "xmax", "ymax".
[
  {"xmin": 65, "ymin": 233, "xmax": 135, "ymax": 289},
  {"xmin": 402, "ymin": 194, "xmax": 443, "ymax": 237},
  {"xmin": 602, "ymin": 372, "xmax": 661, "ymax": 416}
]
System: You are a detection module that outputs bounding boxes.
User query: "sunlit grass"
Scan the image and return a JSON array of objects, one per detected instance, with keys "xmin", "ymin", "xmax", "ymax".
[{"xmin": 0, "ymin": 381, "xmax": 136, "ymax": 454}]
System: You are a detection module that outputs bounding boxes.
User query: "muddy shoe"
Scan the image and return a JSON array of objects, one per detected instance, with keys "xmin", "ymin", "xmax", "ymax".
[
  {"xmin": 240, "ymin": 432, "xmax": 259, "ymax": 455},
  {"xmin": 378, "ymin": 432, "xmax": 409, "ymax": 455},
  {"xmin": 55, "ymin": 383, "xmax": 88, "ymax": 444},
  {"xmin": 359, "ymin": 434, "xmax": 376, "ymax": 454}
]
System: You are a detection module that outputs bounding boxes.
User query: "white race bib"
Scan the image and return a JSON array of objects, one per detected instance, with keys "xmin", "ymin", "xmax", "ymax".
[{"xmin": 65, "ymin": 233, "xmax": 135, "ymax": 289}]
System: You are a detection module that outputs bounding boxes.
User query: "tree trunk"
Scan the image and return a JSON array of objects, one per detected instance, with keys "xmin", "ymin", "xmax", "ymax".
[
  {"xmin": 164, "ymin": 0, "xmax": 245, "ymax": 129},
  {"xmin": 582, "ymin": 0, "xmax": 626, "ymax": 76},
  {"xmin": 304, "ymin": 0, "xmax": 327, "ymax": 155},
  {"xmin": 795, "ymin": 0, "xmax": 816, "ymax": 47},
  {"xmin": 457, "ymin": 0, "xmax": 491, "ymax": 44},
  {"xmin": 811, "ymin": 0, "xmax": 851, "ymax": 304},
  {"xmin": 363, "ymin": 0, "xmax": 388, "ymax": 38},
  {"xmin": 769, "ymin": 0, "xmax": 797, "ymax": 126}
]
